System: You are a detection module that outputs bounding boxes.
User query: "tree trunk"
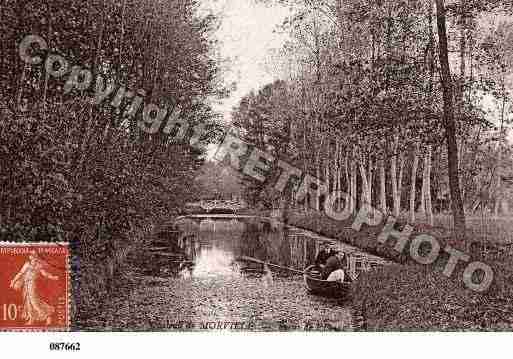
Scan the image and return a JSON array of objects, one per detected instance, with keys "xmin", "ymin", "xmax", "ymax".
[
  {"xmin": 334, "ymin": 142, "xmax": 340, "ymax": 194},
  {"xmin": 359, "ymin": 157, "xmax": 370, "ymax": 207},
  {"xmin": 344, "ymin": 152, "xmax": 351, "ymax": 212},
  {"xmin": 435, "ymin": 0, "xmax": 466, "ymax": 238},
  {"xmin": 315, "ymin": 153, "xmax": 320, "ymax": 211},
  {"xmin": 368, "ymin": 158, "xmax": 374, "ymax": 208},
  {"xmin": 350, "ymin": 155, "xmax": 357, "ymax": 214},
  {"xmin": 494, "ymin": 77, "xmax": 507, "ymax": 218},
  {"xmin": 280, "ymin": 117, "xmax": 293, "ymax": 223},
  {"xmin": 458, "ymin": 138, "xmax": 467, "ymax": 202},
  {"xmin": 391, "ymin": 136, "xmax": 399, "ymax": 218},
  {"xmin": 459, "ymin": 0, "xmax": 466, "ymax": 112},
  {"xmin": 398, "ymin": 152, "xmax": 405, "ymax": 211},
  {"xmin": 409, "ymin": 143, "xmax": 420, "ymax": 223},
  {"xmin": 325, "ymin": 143, "xmax": 331, "ymax": 193},
  {"xmin": 494, "ymin": 168, "xmax": 502, "ymax": 219},
  {"xmin": 379, "ymin": 158, "xmax": 387, "ymax": 214},
  {"xmin": 501, "ymin": 198, "xmax": 510, "ymax": 216},
  {"xmin": 420, "ymin": 160, "xmax": 426, "ymax": 216},
  {"xmin": 335, "ymin": 142, "xmax": 341, "ymax": 210},
  {"xmin": 425, "ymin": 145, "xmax": 434, "ymax": 226},
  {"xmin": 494, "ymin": 196, "xmax": 500, "ymax": 218}
]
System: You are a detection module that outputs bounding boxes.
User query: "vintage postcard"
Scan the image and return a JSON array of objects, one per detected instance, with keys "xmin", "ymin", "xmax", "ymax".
[{"xmin": 1, "ymin": 0, "xmax": 513, "ymax": 356}]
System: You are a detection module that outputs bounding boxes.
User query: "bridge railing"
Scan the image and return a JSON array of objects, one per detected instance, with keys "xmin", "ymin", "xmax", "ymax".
[{"xmin": 186, "ymin": 200, "xmax": 247, "ymax": 211}]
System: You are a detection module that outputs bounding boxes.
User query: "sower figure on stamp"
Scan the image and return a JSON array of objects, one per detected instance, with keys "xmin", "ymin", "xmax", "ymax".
[{"xmin": 9, "ymin": 251, "xmax": 59, "ymax": 326}]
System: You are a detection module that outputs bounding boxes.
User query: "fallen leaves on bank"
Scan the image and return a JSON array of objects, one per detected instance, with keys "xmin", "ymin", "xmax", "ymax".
[{"xmin": 82, "ymin": 273, "xmax": 353, "ymax": 332}]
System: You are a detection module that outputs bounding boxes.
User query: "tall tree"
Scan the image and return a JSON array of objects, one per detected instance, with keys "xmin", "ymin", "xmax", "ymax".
[{"xmin": 435, "ymin": 0, "xmax": 466, "ymax": 237}]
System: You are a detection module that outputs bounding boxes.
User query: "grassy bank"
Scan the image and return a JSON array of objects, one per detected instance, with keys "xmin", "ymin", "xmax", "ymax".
[
  {"xmin": 350, "ymin": 256, "xmax": 513, "ymax": 330},
  {"xmin": 241, "ymin": 208, "xmax": 513, "ymax": 263},
  {"xmin": 260, "ymin": 209, "xmax": 449, "ymax": 264}
]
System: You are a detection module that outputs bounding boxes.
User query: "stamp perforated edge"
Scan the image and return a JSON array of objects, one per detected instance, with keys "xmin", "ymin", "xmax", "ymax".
[{"xmin": 0, "ymin": 242, "xmax": 71, "ymax": 332}]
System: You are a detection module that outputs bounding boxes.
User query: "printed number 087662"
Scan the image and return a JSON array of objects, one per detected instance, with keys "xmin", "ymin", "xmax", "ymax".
[{"xmin": 49, "ymin": 343, "xmax": 80, "ymax": 351}]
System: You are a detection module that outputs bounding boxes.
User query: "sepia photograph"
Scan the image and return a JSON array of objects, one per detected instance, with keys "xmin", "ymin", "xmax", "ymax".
[{"xmin": 1, "ymin": 0, "xmax": 513, "ymax": 355}]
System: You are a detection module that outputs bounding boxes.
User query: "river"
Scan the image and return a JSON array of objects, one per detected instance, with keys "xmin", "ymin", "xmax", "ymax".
[{"xmin": 95, "ymin": 217, "xmax": 354, "ymax": 331}]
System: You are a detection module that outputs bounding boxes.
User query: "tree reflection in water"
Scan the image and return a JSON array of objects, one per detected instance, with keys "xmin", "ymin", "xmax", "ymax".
[{"xmin": 170, "ymin": 218, "xmax": 320, "ymax": 280}]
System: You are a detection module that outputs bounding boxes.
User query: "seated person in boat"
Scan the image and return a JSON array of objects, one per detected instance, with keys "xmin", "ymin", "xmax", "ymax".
[
  {"xmin": 326, "ymin": 268, "xmax": 345, "ymax": 283},
  {"xmin": 315, "ymin": 243, "xmax": 335, "ymax": 270},
  {"xmin": 322, "ymin": 250, "xmax": 346, "ymax": 282}
]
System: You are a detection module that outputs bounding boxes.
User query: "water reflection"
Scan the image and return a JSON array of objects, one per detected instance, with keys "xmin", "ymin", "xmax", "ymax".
[
  {"xmin": 169, "ymin": 218, "xmax": 320, "ymax": 279},
  {"xmin": 192, "ymin": 247, "xmax": 238, "ymax": 278}
]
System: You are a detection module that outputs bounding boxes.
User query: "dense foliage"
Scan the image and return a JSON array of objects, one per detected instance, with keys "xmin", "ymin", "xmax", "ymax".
[
  {"xmin": 0, "ymin": 0, "xmax": 226, "ymax": 322},
  {"xmin": 233, "ymin": 0, "xmax": 513, "ymax": 231}
]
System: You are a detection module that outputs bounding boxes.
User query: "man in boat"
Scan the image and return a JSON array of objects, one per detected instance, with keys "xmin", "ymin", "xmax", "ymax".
[
  {"xmin": 315, "ymin": 242, "xmax": 335, "ymax": 269},
  {"xmin": 322, "ymin": 250, "xmax": 346, "ymax": 282}
]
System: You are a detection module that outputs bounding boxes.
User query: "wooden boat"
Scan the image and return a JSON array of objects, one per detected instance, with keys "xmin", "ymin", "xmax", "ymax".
[
  {"xmin": 236, "ymin": 257, "xmax": 352, "ymax": 298},
  {"xmin": 303, "ymin": 265, "xmax": 351, "ymax": 298}
]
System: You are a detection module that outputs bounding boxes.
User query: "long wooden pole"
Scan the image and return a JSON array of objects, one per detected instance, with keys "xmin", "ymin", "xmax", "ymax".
[{"xmin": 237, "ymin": 256, "xmax": 306, "ymax": 274}]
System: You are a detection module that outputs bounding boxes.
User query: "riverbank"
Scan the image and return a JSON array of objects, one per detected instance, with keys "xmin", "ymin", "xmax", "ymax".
[
  {"xmin": 352, "ymin": 258, "xmax": 513, "ymax": 330},
  {"xmin": 79, "ymin": 271, "xmax": 353, "ymax": 331}
]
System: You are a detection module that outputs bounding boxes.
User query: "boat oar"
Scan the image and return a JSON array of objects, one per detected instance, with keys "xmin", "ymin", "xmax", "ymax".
[{"xmin": 236, "ymin": 255, "xmax": 308, "ymax": 275}]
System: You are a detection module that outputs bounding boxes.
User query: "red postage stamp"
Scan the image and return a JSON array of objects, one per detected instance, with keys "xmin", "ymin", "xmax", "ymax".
[{"xmin": 0, "ymin": 243, "xmax": 70, "ymax": 331}]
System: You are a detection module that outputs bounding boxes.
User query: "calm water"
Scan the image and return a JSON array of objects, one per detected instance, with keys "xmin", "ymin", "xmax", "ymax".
[{"xmin": 170, "ymin": 218, "xmax": 321, "ymax": 279}]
